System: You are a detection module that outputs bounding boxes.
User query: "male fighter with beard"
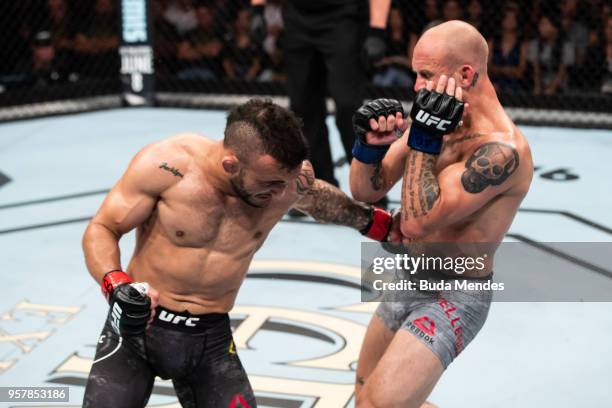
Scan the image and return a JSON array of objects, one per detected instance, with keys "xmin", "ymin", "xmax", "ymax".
[{"xmin": 82, "ymin": 99, "xmax": 393, "ymax": 407}]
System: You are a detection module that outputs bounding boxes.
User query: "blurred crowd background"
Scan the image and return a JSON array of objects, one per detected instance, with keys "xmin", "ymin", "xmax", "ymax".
[{"xmin": 1, "ymin": 0, "xmax": 611, "ymax": 94}]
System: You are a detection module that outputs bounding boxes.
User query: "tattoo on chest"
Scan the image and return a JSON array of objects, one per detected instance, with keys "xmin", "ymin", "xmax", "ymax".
[
  {"xmin": 159, "ymin": 162, "xmax": 184, "ymax": 178},
  {"xmin": 444, "ymin": 133, "xmax": 484, "ymax": 147},
  {"xmin": 461, "ymin": 142, "xmax": 519, "ymax": 193}
]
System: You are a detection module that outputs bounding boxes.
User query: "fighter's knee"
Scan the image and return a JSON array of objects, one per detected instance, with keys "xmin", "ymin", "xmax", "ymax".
[
  {"xmin": 357, "ymin": 386, "xmax": 425, "ymax": 408},
  {"xmin": 356, "ymin": 386, "xmax": 390, "ymax": 408}
]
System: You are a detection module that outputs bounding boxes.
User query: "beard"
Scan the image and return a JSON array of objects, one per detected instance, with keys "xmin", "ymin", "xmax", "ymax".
[{"xmin": 230, "ymin": 172, "xmax": 268, "ymax": 208}]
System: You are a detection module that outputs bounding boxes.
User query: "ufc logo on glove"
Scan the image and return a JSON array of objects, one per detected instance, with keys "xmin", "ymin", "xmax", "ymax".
[{"xmin": 414, "ymin": 110, "xmax": 453, "ymax": 131}]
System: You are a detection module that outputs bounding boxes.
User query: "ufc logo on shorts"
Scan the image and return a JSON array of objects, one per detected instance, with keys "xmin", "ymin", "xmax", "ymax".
[
  {"xmin": 110, "ymin": 302, "xmax": 122, "ymax": 333},
  {"xmin": 415, "ymin": 110, "xmax": 452, "ymax": 131},
  {"xmin": 158, "ymin": 310, "xmax": 200, "ymax": 327}
]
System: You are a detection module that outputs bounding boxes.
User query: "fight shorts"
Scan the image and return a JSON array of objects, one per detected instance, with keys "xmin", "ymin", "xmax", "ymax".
[
  {"xmin": 83, "ymin": 305, "xmax": 256, "ymax": 408},
  {"xmin": 376, "ymin": 270, "xmax": 493, "ymax": 369}
]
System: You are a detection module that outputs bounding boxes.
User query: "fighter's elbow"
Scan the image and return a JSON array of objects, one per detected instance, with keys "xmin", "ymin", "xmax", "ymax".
[
  {"xmin": 400, "ymin": 219, "xmax": 429, "ymax": 240},
  {"xmin": 83, "ymin": 220, "xmax": 121, "ymax": 247},
  {"xmin": 350, "ymin": 185, "xmax": 385, "ymax": 204}
]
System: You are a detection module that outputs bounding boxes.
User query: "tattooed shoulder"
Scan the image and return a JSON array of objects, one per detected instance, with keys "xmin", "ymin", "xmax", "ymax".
[
  {"xmin": 159, "ymin": 162, "xmax": 184, "ymax": 178},
  {"xmin": 296, "ymin": 160, "xmax": 315, "ymax": 195},
  {"xmin": 461, "ymin": 142, "xmax": 519, "ymax": 194}
]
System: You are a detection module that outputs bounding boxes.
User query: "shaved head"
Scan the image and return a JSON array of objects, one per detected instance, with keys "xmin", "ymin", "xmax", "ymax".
[{"xmin": 416, "ymin": 20, "xmax": 488, "ymax": 72}]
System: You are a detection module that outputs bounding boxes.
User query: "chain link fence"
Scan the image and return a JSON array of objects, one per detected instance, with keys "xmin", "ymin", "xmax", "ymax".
[{"xmin": 1, "ymin": 0, "xmax": 611, "ymax": 126}]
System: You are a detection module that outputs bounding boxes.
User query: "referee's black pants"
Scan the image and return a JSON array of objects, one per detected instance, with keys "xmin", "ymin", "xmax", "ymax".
[{"xmin": 283, "ymin": 2, "xmax": 366, "ymax": 186}]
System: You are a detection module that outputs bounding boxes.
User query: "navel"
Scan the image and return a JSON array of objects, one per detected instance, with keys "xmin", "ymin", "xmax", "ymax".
[{"xmin": 176, "ymin": 230, "xmax": 185, "ymax": 237}]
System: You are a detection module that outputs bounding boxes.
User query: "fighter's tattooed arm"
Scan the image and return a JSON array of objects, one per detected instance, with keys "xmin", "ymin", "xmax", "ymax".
[
  {"xmin": 293, "ymin": 162, "xmax": 372, "ymax": 231},
  {"xmin": 370, "ymin": 162, "xmax": 384, "ymax": 191},
  {"xmin": 461, "ymin": 142, "xmax": 519, "ymax": 193},
  {"xmin": 159, "ymin": 162, "xmax": 184, "ymax": 178},
  {"xmin": 400, "ymin": 142, "xmax": 523, "ymax": 237},
  {"xmin": 401, "ymin": 150, "xmax": 439, "ymax": 221}
]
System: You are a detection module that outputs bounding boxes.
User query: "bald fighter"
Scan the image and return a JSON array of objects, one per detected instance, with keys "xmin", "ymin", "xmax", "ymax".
[
  {"xmin": 81, "ymin": 99, "xmax": 393, "ymax": 407},
  {"xmin": 350, "ymin": 21, "xmax": 533, "ymax": 407}
]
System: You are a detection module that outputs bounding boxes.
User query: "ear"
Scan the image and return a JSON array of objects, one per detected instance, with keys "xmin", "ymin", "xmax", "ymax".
[
  {"xmin": 457, "ymin": 65, "xmax": 477, "ymax": 88},
  {"xmin": 222, "ymin": 155, "xmax": 240, "ymax": 175}
]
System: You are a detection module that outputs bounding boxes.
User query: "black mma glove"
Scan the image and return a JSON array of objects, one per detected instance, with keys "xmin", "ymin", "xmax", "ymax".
[
  {"xmin": 102, "ymin": 270, "xmax": 151, "ymax": 337},
  {"xmin": 408, "ymin": 88, "xmax": 464, "ymax": 154},
  {"xmin": 250, "ymin": 5, "xmax": 266, "ymax": 44},
  {"xmin": 361, "ymin": 27, "xmax": 387, "ymax": 72},
  {"xmin": 352, "ymin": 98, "xmax": 405, "ymax": 164}
]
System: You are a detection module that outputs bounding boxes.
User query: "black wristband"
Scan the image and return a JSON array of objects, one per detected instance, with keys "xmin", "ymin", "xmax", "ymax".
[{"xmin": 367, "ymin": 27, "xmax": 386, "ymax": 39}]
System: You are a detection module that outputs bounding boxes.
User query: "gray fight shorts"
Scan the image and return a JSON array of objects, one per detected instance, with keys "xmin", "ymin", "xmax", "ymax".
[{"xmin": 376, "ymin": 272, "xmax": 493, "ymax": 369}]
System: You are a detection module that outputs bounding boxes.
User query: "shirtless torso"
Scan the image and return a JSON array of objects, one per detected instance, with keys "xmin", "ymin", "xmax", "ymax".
[
  {"xmin": 350, "ymin": 20, "xmax": 534, "ymax": 408},
  {"xmin": 82, "ymin": 99, "xmax": 389, "ymax": 408},
  {"xmin": 127, "ymin": 135, "xmax": 292, "ymax": 313}
]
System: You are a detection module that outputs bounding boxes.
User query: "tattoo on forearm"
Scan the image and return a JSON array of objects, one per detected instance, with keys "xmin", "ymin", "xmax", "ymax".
[
  {"xmin": 461, "ymin": 142, "xmax": 519, "ymax": 193},
  {"xmin": 292, "ymin": 161, "xmax": 371, "ymax": 230},
  {"xmin": 370, "ymin": 162, "xmax": 384, "ymax": 191},
  {"xmin": 295, "ymin": 180, "xmax": 372, "ymax": 230},
  {"xmin": 409, "ymin": 151, "xmax": 418, "ymax": 218},
  {"xmin": 159, "ymin": 162, "xmax": 184, "ymax": 178},
  {"xmin": 402, "ymin": 150, "xmax": 439, "ymax": 219},
  {"xmin": 421, "ymin": 155, "xmax": 439, "ymax": 213}
]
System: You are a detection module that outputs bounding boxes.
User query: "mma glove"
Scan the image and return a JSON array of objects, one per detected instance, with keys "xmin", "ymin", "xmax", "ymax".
[
  {"xmin": 352, "ymin": 98, "xmax": 405, "ymax": 164},
  {"xmin": 408, "ymin": 88, "xmax": 464, "ymax": 155},
  {"xmin": 102, "ymin": 270, "xmax": 151, "ymax": 337},
  {"xmin": 361, "ymin": 207, "xmax": 393, "ymax": 242},
  {"xmin": 361, "ymin": 27, "xmax": 387, "ymax": 72}
]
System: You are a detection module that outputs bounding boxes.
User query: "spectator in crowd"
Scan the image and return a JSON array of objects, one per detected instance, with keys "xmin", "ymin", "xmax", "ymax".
[
  {"xmin": 152, "ymin": 0, "xmax": 179, "ymax": 78},
  {"xmin": 72, "ymin": 0, "xmax": 119, "ymax": 77},
  {"xmin": 423, "ymin": 0, "xmax": 443, "ymax": 30},
  {"xmin": 258, "ymin": 0, "xmax": 285, "ymax": 82},
  {"xmin": 602, "ymin": 15, "xmax": 612, "ymax": 93},
  {"xmin": 406, "ymin": 0, "xmax": 442, "ymax": 72},
  {"xmin": 0, "ymin": 2, "xmax": 32, "ymax": 76},
  {"xmin": 262, "ymin": 0, "xmax": 283, "ymax": 57},
  {"xmin": 24, "ymin": 30, "xmax": 72, "ymax": 87},
  {"xmin": 46, "ymin": 0, "xmax": 73, "ymax": 53},
  {"xmin": 488, "ymin": 6, "xmax": 528, "ymax": 92},
  {"xmin": 527, "ymin": 13, "xmax": 575, "ymax": 95},
  {"xmin": 258, "ymin": 43, "xmax": 285, "ymax": 82},
  {"xmin": 560, "ymin": 0, "xmax": 589, "ymax": 65},
  {"xmin": 176, "ymin": 3, "xmax": 224, "ymax": 80},
  {"xmin": 466, "ymin": 0, "xmax": 488, "ymax": 37},
  {"xmin": 442, "ymin": 0, "xmax": 463, "ymax": 21},
  {"xmin": 212, "ymin": 0, "xmax": 240, "ymax": 35},
  {"xmin": 372, "ymin": 7, "xmax": 412, "ymax": 88},
  {"xmin": 222, "ymin": 8, "xmax": 262, "ymax": 81},
  {"xmin": 163, "ymin": 0, "xmax": 198, "ymax": 36}
]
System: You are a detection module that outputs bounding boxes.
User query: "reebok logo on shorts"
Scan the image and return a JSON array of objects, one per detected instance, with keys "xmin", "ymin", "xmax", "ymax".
[{"xmin": 407, "ymin": 316, "xmax": 435, "ymax": 345}]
